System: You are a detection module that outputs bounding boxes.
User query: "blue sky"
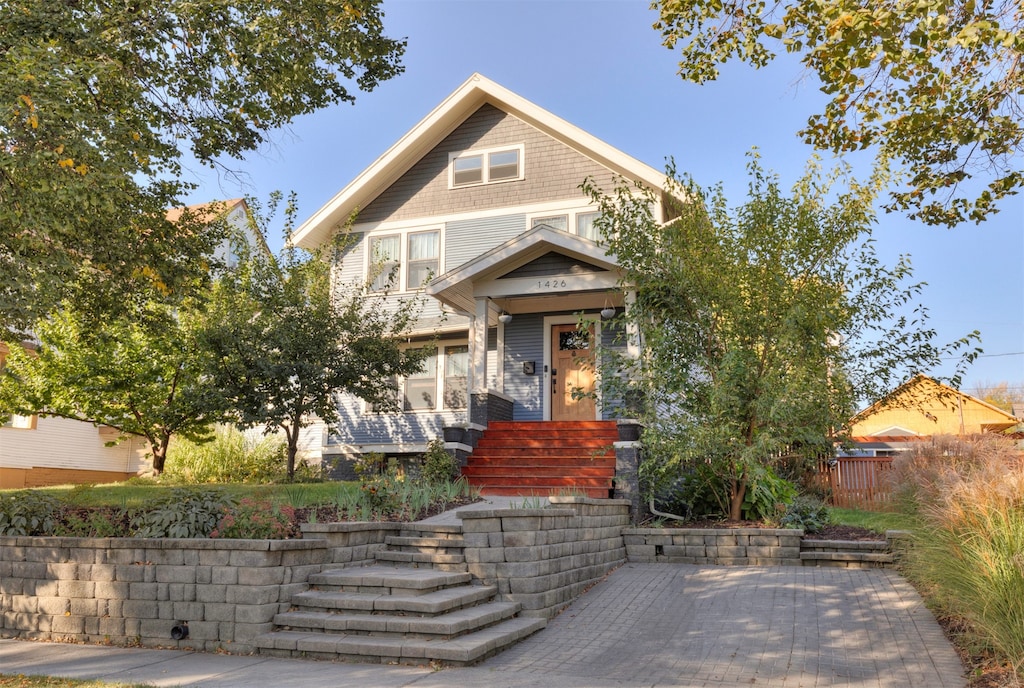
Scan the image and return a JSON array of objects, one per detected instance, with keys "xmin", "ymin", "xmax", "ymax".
[{"xmin": 182, "ymin": 0, "xmax": 1024, "ymax": 396}]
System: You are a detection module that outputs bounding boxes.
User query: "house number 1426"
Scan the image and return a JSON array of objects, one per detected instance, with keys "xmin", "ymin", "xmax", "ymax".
[{"xmin": 537, "ymin": 279, "xmax": 568, "ymax": 290}]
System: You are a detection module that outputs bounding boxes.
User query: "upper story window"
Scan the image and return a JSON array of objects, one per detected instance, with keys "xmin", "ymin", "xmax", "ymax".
[
  {"xmin": 449, "ymin": 145, "xmax": 524, "ymax": 188},
  {"xmin": 530, "ymin": 209, "xmax": 603, "ymax": 242},
  {"xmin": 368, "ymin": 228, "xmax": 441, "ymax": 292}
]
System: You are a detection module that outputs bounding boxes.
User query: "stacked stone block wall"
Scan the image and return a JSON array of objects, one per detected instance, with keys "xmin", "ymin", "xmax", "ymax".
[
  {"xmin": 0, "ymin": 537, "xmax": 334, "ymax": 653},
  {"xmin": 623, "ymin": 528, "xmax": 804, "ymax": 565},
  {"xmin": 299, "ymin": 522, "xmax": 398, "ymax": 567},
  {"xmin": 459, "ymin": 496, "xmax": 629, "ymax": 618}
]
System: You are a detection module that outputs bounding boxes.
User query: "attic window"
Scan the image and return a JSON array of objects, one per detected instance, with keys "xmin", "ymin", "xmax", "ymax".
[{"xmin": 450, "ymin": 145, "xmax": 523, "ymax": 188}]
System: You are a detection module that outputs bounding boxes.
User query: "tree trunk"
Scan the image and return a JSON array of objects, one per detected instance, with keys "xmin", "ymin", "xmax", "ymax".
[
  {"xmin": 729, "ymin": 478, "xmax": 746, "ymax": 521},
  {"xmin": 151, "ymin": 434, "xmax": 171, "ymax": 474},
  {"xmin": 286, "ymin": 425, "xmax": 299, "ymax": 481}
]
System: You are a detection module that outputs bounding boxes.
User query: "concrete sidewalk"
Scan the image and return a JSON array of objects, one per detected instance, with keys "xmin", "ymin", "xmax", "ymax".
[{"xmin": 0, "ymin": 563, "xmax": 965, "ymax": 688}]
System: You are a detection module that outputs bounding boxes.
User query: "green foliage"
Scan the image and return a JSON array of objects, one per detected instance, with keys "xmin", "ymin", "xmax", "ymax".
[
  {"xmin": 165, "ymin": 426, "xmax": 288, "ymax": 484},
  {"xmin": 586, "ymin": 155, "xmax": 979, "ymax": 521},
  {"xmin": 0, "ymin": 490, "xmax": 60, "ymax": 536},
  {"xmin": 210, "ymin": 498, "xmax": 297, "ymax": 539},
  {"xmin": 52, "ymin": 507, "xmax": 129, "ymax": 538},
  {"xmin": 1, "ymin": 1, "xmax": 405, "ymax": 336},
  {"xmin": 420, "ymin": 439, "xmax": 460, "ymax": 485},
  {"xmin": 199, "ymin": 193, "xmax": 427, "ymax": 479},
  {"xmin": 129, "ymin": 488, "xmax": 232, "ymax": 538},
  {"xmin": 654, "ymin": 0, "xmax": 1023, "ymax": 226},
  {"xmin": 779, "ymin": 495, "xmax": 831, "ymax": 533},
  {"xmin": 0, "ymin": 302, "xmax": 229, "ymax": 473}
]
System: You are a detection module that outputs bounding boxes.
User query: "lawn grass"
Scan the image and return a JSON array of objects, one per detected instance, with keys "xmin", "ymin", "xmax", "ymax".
[
  {"xmin": 0, "ymin": 675, "xmax": 152, "ymax": 688},
  {"xmin": 828, "ymin": 507, "xmax": 922, "ymax": 533}
]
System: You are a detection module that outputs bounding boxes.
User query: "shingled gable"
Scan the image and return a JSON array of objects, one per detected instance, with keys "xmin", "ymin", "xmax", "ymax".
[{"xmin": 290, "ymin": 73, "xmax": 668, "ymax": 250}]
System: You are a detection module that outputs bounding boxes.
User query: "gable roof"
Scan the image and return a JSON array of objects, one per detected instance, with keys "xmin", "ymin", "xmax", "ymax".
[
  {"xmin": 291, "ymin": 73, "xmax": 668, "ymax": 250},
  {"xmin": 426, "ymin": 224, "xmax": 621, "ymax": 314},
  {"xmin": 850, "ymin": 374, "xmax": 1021, "ymax": 433}
]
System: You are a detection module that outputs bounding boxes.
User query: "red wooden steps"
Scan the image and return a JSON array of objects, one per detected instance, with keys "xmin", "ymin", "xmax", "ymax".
[{"xmin": 461, "ymin": 421, "xmax": 617, "ymax": 499}]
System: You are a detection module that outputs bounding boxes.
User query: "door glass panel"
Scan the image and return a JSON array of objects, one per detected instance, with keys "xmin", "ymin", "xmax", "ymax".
[{"xmin": 559, "ymin": 329, "xmax": 590, "ymax": 351}]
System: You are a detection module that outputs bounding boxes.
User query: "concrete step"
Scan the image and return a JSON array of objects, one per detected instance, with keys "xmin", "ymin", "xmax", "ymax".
[
  {"xmin": 384, "ymin": 535, "xmax": 467, "ymax": 552},
  {"xmin": 307, "ymin": 565, "xmax": 471, "ymax": 594},
  {"xmin": 291, "ymin": 584, "xmax": 499, "ymax": 616},
  {"xmin": 256, "ymin": 615, "xmax": 547, "ymax": 666},
  {"xmin": 273, "ymin": 601, "xmax": 522, "ymax": 638},
  {"xmin": 374, "ymin": 550, "xmax": 467, "ymax": 571}
]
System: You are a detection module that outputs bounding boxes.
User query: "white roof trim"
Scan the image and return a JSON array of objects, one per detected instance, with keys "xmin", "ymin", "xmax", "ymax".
[
  {"xmin": 426, "ymin": 225, "xmax": 620, "ymax": 313},
  {"xmin": 291, "ymin": 73, "xmax": 667, "ymax": 249}
]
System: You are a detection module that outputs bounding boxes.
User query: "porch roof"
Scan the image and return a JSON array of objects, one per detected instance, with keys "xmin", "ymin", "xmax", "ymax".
[{"xmin": 426, "ymin": 224, "xmax": 622, "ymax": 314}]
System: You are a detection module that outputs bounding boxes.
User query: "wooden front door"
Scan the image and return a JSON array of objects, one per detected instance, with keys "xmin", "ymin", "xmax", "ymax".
[{"xmin": 551, "ymin": 323, "xmax": 596, "ymax": 421}]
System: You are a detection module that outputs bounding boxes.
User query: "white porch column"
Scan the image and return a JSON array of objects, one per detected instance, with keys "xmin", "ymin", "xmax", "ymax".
[
  {"xmin": 625, "ymin": 289, "xmax": 640, "ymax": 358},
  {"xmin": 471, "ymin": 297, "xmax": 490, "ymax": 393}
]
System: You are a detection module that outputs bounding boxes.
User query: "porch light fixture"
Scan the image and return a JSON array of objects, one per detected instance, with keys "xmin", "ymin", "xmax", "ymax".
[{"xmin": 498, "ymin": 311, "xmax": 513, "ymax": 324}]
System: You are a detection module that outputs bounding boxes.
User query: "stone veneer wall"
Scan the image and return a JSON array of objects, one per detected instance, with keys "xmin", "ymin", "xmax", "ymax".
[
  {"xmin": 459, "ymin": 496, "xmax": 630, "ymax": 619},
  {"xmin": 0, "ymin": 537, "xmax": 341, "ymax": 653},
  {"xmin": 623, "ymin": 528, "xmax": 804, "ymax": 565}
]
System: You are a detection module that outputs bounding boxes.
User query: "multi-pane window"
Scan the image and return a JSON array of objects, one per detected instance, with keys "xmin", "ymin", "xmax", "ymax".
[
  {"xmin": 450, "ymin": 146, "xmax": 523, "ymax": 187},
  {"xmin": 443, "ymin": 345, "xmax": 469, "ymax": 409},
  {"xmin": 369, "ymin": 234, "xmax": 401, "ymax": 291},
  {"xmin": 407, "ymin": 231, "xmax": 439, "ymax": 288},
  {"xmin": 529, "ymin": 210, "xmax": 602, "ymax": 240},
  {"xmin": 372, "ymin": 344, "xmax": 468, "ymax": 414}
]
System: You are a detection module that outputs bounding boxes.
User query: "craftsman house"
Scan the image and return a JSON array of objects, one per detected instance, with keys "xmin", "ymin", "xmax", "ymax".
[{"xmin": 292, "ymin": 74, "xmax": 670, "ymax": 494}]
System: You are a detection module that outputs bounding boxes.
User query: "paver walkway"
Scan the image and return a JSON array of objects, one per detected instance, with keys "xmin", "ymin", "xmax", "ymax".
[{"xmin": 1, "ymin": 563, "xmax": 965, "ymax": 688}]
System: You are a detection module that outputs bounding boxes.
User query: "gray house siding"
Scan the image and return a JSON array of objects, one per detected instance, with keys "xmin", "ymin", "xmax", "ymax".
[
  {"xmin": 357, "ymin": 105, "xmax": 619, "ymax": 225},
  {"xmin": 502, "ymin": 314, "xmax": 545, "ymax": 421},
  {"xmin": 445, "ymin": 214, "xmax": 526, "ymax": 272}
]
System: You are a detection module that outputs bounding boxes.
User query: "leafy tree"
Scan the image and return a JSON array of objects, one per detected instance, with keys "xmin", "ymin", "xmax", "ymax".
[
  {"xmin": 585, "ymin": 154, "xmax": 980, "ymax": 520},
  {"xmin": 969, "ymin": 380, "xmax": 1024, "ymax": 413},
  {"xmin": 200, "ymin": 194, "xmax": 428, "ymax": 480},
  {"xmin": 654, "ymin": 0, "xmax": 1023, "ymax": 226},
  {"xmin": 0, "ymin": 0, "xmax": 405, "ymax": 337},
  {"xmin": 0, "ymin": 302, "xmax": 228, "ymax": 474}
]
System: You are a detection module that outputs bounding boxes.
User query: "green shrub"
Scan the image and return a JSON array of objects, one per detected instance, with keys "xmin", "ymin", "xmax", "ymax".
[
  {"xmin": 0, "ymin": 490, "xmax": 60, "ymax": 536},
  {"xmin": 420, "ymin": 439, "xmax": 460, "ymax": 485},
  {"xmin": 53, "ymin": 507, "xmax": 130, "ymax": 537},
  {"xmin": 164, "ymin": 426, "xmax": 287, "ymax": 484},
  {"xmin": 211, "ymin": 498, "xmax": 297, "ymax": 539},
  {"xmin": 653, "ymin": 461, "xmax": 797, "ymax": 522},
  {"xmin": 130, "ymin": 488, "xmax": 233, "ymax": 538},
  {"xmin": 780, "ymin": 495, "xmax": 830, "ymax": 533}
]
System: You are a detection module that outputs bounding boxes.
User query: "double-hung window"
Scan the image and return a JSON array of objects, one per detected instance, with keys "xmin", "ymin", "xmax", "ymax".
[
  {"xmin": 450, "ymin": 145, "xmax": 523, "ymax": 188},
  {"xmin": 529, "ymin": 209, "xmax": 603, "ymax": 241},
  {"xmin": 374, "ymin": 343, "xmax": 468, "ymax": 414},
  {"xmin": 407, "ymin": 231, "xmax": 439, "ymax": 289},
  {"xmin": 368, "ymin": 229, "xmax": 439, "ymax": 292},
  {"xmin": 369, "ymin": 234, "xmax": 401, "ymax": 292}
]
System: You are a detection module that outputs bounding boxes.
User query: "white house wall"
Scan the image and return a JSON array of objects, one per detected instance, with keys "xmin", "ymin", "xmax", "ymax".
[{"xmin": 0, "ymin": 417, "xmax": 150, "ymax": 479}]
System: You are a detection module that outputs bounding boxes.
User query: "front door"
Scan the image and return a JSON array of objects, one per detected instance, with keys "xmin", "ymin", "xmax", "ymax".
[{"xmin": 551, "ymin": 323, "xmax": 596, "ymax": 421}]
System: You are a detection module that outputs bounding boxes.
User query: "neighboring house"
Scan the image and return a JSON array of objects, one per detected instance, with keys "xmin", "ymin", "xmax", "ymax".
[
  {"xmin": 0, "ymin": 199, "xmax": 273, "ymax": 489},
  {"xmin": 842, "ymin": 374, "xmax": 1022, "ymax": 457},
  {"xmin": 291, "ymin": 74, "xmax": 673, "ymax": 464}
]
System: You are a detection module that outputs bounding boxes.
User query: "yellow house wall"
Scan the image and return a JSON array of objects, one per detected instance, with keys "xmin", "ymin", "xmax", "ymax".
[{"xmin": 850, "ymin": 379, "xmax": 1014, "ymax": 436}]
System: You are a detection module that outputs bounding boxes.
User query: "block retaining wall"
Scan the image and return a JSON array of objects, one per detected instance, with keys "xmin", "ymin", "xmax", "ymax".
[
  {"xmin": 460, "ymin": 496, "xmax": 631, "ymax": 618},
  {"xmin": 0, "ymin": 536, "xmax": 330, "ymax": 653},
  {"xmin": 623, "ymin": 527, "xmax": 805, "ymax": 565}
]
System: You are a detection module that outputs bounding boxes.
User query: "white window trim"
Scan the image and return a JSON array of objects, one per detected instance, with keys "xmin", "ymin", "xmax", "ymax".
[
  {"xmin": 369, "ymin": 339, "xmax": 470, "ymax": 414},
  {"xmin": 448, "ymin": 144, "xmax": 525, "ymax": 189},
  {"xmin": 528, "ymin": 206, "xmax": 603, "ymax": 241},
  {"xmin": 364, "ymin": 226, "xmax": 443, "ymax": 293}
]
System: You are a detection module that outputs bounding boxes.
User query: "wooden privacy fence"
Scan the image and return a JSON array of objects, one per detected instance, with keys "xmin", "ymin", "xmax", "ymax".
[{"xmin": 818, "ymin": 456, "xmax": 896, "ymax": 511}]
